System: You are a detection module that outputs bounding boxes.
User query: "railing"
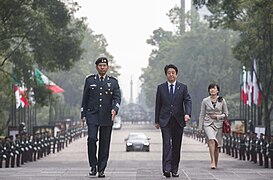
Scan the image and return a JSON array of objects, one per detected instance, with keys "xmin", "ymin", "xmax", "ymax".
[
  {"xmin": 0, "ymin": 126, "xmax": 87, "ymax": 168},
  {"xmin": 184, "ymin": 126, "xmax": 273, "ymax": 169}
]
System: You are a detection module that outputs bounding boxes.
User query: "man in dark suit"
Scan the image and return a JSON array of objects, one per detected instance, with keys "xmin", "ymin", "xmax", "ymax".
[
  {"xmin": 155, "ymin": 64, "xmax": 192, "ymax": 178},
  {"xmin": 81, "ymin": 57, "xmax": 121, "ymax": 178}
]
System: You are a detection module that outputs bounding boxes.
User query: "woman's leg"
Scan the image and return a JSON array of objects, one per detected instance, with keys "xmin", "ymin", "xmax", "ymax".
[
  {"xmin": 208, "ymin": 139, "xmax": 216, "ymax": 168},
  {"xmin": 215, "ymin": 146, "xmax": 219, "ymax": 168}
]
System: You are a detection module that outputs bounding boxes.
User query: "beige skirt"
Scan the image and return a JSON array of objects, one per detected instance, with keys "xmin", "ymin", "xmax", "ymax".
[{"xmin": 204, "ymin": 123, "xmax": 223, "ymax": 147}]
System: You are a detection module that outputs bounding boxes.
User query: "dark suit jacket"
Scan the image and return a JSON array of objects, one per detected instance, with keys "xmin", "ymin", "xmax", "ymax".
[
  {"xmin": 155, "ymin": 81, "xmax": 192, "ymax": 127},
  {"xmin": 81, "ymin": 74, "xmax": 121, "ymax": 126}
]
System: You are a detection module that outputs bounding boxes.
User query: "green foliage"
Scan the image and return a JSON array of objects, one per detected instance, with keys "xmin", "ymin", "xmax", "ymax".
[
  {"xmin": 141, "ymin": 10, "xmax": 240, "ymax": 120},
  {"xmin": 0, "ymin": 0, "xmax": 120, "ymax": 133},
  {"xmin": 192, "ymin": 0, "xmax": 273, "ymax": 136},
  {"xmin": 167, "ymin": 5, "xmax": 181, "ymax": 33},
  {"xmin": 0, "ymin": 0, "xmax": 86, "ymax": 108},
  {"xmin": 36, "ymin": 106, "xmax": 50, "ymax": 125},
  {"xmin": 0, "ymin": 0, "xmax": 85, "ymax": 71},
  {"xmin": 0, "ymin": 64, "xmax": 13, "ymax": 134},
  {"xmin": 225, "ymin": 92, "xmax": 240, "ymax": 120},
  {"xmin": 36, "ymin": 27, "xmax": 120, "ymax": 124}
]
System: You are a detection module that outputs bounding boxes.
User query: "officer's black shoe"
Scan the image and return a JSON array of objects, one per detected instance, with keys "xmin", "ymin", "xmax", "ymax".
[
  {"xmin": 163, "ymin": 171, "xmax": 171, "ymax": 178},
  {"xmin": 98, "ymin": 171, "xmax": 105, "ymax": 178},
  {"xmin": 172, "ymin": 173, "xmax": 179, "ymax": 177},
  {"xmin": 89, "ymin": 167, "xmax": 97, "ymax": 176}
]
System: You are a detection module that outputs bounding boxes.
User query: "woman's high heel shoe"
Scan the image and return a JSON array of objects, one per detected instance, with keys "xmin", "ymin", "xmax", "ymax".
[{"xmin": 211, "ymin": 163, "xmax": 216, "ymax": 169}]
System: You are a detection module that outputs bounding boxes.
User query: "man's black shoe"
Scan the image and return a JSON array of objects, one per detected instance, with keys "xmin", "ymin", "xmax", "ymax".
[
  {"xmin": 172, "ymin": 173, "xmax": 179, "ymax": 177},
  {"xmin": 98, "ymin": 171, "xmax": 105, "ymax": 178},
  {"xmin": 163, "ymin": 171, "xmax": 171, "ymax": 178},
  {"xmin": 89, "ymin": 167, "xmax": 97, "ymax": 176}
]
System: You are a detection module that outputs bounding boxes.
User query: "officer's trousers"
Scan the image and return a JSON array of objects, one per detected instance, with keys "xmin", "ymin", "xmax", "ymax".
[{"xmin": 87, "ymin": 124, "xmax": 112, "ymax": 172}]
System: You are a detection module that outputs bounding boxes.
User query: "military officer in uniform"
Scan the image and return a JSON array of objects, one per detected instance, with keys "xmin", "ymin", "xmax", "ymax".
[{"xmin": 81, "ymin": 57, "xmax": 121, "ymax": 178}]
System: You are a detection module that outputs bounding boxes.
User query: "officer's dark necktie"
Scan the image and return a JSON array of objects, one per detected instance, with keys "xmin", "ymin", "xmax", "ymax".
[
  {"xmin": 169, "ymin": 84, "xmax": 174, "ymax": 100},
  {"xmin": 100, "ymin": 76, "xmax": 104, "ymax": 82}
]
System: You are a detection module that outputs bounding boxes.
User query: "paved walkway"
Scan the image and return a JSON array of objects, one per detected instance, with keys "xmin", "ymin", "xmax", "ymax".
[{"xmin": 0, "ymin": 124, "xmax": 272, "ymax": 180}]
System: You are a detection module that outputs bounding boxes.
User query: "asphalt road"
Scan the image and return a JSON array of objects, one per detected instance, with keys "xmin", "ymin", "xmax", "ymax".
[{"xmin": 0, "ymin": 124, "xmax": 273, "ymax": 180}]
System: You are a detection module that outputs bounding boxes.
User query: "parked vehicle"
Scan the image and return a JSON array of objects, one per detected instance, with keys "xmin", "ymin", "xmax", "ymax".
[{"xmin": 124, "ymin": 132, "xmax": 150, "ymax": 152}]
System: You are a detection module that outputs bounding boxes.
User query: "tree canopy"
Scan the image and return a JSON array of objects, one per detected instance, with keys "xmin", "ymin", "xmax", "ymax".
[
  {"xmin": 140, "ymin": 8, "xmax": 240, "ymax": 122},
  {"xmin": 0, "ymin": 0, "xmax": 120, "ymax": 134},
  {"xmin": 193, "ymin": 0, "xmax": 273, "ymax": 137},
  {"xmin": 0, "ymin": 0, "xmax": 85, "ymax": 71}
]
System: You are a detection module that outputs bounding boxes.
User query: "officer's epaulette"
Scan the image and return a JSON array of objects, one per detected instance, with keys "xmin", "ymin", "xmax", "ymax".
[
  {"xmin": 86, "ymin": 74, "xmax": 96, "ymax": 79},
  {"xmin": 108, "ymin": 75, "xmax": 117, "ymax": 81}
]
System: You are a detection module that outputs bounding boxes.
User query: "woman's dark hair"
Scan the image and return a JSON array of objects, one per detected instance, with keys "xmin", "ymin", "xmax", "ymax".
[
  {"xmin": 208, "ymin": 83, "xmax": 220, "ymax": 94},
  {"xmin": 164, "ymin": 64, "xmax": 178, "ymax": 75},
  {"xmin": 218, "ymin": 96, "xmax": 223, "ymax": 102}
]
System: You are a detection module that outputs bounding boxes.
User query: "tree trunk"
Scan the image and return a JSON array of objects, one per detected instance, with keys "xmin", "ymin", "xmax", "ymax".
[{"xmin": 263, "ymin": 98, "xmax": 271, "ymax": 137}]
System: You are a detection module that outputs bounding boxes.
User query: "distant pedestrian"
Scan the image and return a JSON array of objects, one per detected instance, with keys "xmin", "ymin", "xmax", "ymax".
[
  {"xmin": 198, "ymin": 83, "xmax": 228, "ymax": 169},
  {"xmin": 155, "ymin": 64, "xmax": 192, "ymax": 178},
  {"xmin": 81, "ymin": 57, "xmax": 121, "ymax": 178}
]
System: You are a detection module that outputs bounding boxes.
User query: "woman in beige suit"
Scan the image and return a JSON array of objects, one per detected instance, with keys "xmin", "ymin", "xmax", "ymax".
[{"xmin": 198, "ymin": 83, "xmax": 228, "ymax": 169}]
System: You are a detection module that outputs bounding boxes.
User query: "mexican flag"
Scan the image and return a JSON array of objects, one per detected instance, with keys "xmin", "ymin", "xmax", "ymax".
[
  {"xmin": 13, "ymin": 69, "xmax": 29, "ymax": 108},
  {"xmin": 35, "ymin": 68, "xmax": 64, "ymax": 94},
  {"xmin": 247, "ymin": 70, "xmax": 252, "ymax": 107},
  {"xmin": 14, "ymin": 82, "xmax": 29, "ymax": 108},
  {"xmin": 252, "ymin": 60, "xmax": 262, "ymax": 106},
  {"xmin": 240, "ymin": 67, "xmax": 248, "ymax": 105},
  {"xmin": 19, "ymin": 82, "xmax": 29, "ymax": 107}
]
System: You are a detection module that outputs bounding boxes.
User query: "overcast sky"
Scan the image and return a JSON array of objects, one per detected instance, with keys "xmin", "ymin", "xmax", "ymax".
[{"xmin": 75, "ymin": 0, "xmax": 191, "ymax": 103}]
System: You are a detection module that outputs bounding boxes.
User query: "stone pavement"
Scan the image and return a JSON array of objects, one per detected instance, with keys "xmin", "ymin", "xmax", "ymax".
[{"xmin": 0, "ymin": 124, "xmax": 272, "ymax": 180}]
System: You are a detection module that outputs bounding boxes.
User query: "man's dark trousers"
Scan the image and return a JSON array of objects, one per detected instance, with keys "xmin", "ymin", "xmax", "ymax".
[
  {"xmin": 161, "ymin": 116, "xmax": 184, "ymax": 174},
  {"xmin": 87, "ymin": 124, "xmax": 112, "ymax": 173}
]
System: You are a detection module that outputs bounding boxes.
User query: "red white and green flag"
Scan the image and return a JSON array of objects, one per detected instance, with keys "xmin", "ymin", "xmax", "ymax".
[
  {"xmin": 14, "ymin": 82, "xmax": 29, "ymax": 108},
  {"xmin": 252, "ymin": 59, "xmax": 262, "ymax": 106},
  {"xmin": 247, "ymin": 71, "xmax": 252, "ymax": 107},
  {"xmin": 19, "ymin": 81, "xmax": 29, "ymax": 107},
  {"xmin": 35, "ymin": 68, "xmax": 64, "ymax": 94},
  {"xmin": 240, "ymin": 67, "xmax": 248, "ymax": 105},
  {"xmin": 13, "ymin": 69, "xmax": 29, "ymax": 108}
]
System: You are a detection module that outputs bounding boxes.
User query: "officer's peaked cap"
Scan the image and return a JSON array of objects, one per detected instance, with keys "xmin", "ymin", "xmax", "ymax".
[{"xmin": 95, "ymin": 57, "xmax": 108, "ymax": 65}]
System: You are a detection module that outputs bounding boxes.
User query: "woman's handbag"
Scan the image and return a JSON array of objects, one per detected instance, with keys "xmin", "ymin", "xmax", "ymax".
[{"xmin": 223, "ymin": 115, "xmax": 231, "ymax": 133}]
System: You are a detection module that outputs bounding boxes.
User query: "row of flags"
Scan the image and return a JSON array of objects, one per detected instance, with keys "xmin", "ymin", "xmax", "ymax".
[
  {"xmin": 14, "ymin": 68, "xmax": 64, "ymax": 109},
  {"xmin": 240, "ymin": 59, "xmax": 262, "ymax": 107}
]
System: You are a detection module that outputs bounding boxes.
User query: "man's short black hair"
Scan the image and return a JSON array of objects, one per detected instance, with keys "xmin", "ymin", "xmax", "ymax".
[{"xmin": 164, "ymin": 64, "xmax": 178, "ymax": 75}]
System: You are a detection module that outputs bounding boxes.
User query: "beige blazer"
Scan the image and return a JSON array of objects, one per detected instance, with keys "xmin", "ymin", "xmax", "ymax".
[{"xmin": 198, "ymin": 96, "xmax": 228, "ymax": 130}]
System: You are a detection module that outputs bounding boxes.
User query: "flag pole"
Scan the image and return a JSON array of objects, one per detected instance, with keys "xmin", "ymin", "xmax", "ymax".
[
  {"xmin": 243, "ymin": 66, "xmax": 246, "ymax": 120},
  {"xmin": 49, "ymin": 94, "xmax": 52, "ymax": 124},
  {"xmin": 34, "ymin": 104, "xmax": 37, "ymax": 126},
  {"xmin": 239, "ymin": 73, "xmax": 242, "ymax": 119},
  {"xmin": 254, "ymin": 104, "xmax": 257, "ymax": 126},
  {"xmin": 11, "ymin": 83, "xmax": 15, "ymax": 126}
]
